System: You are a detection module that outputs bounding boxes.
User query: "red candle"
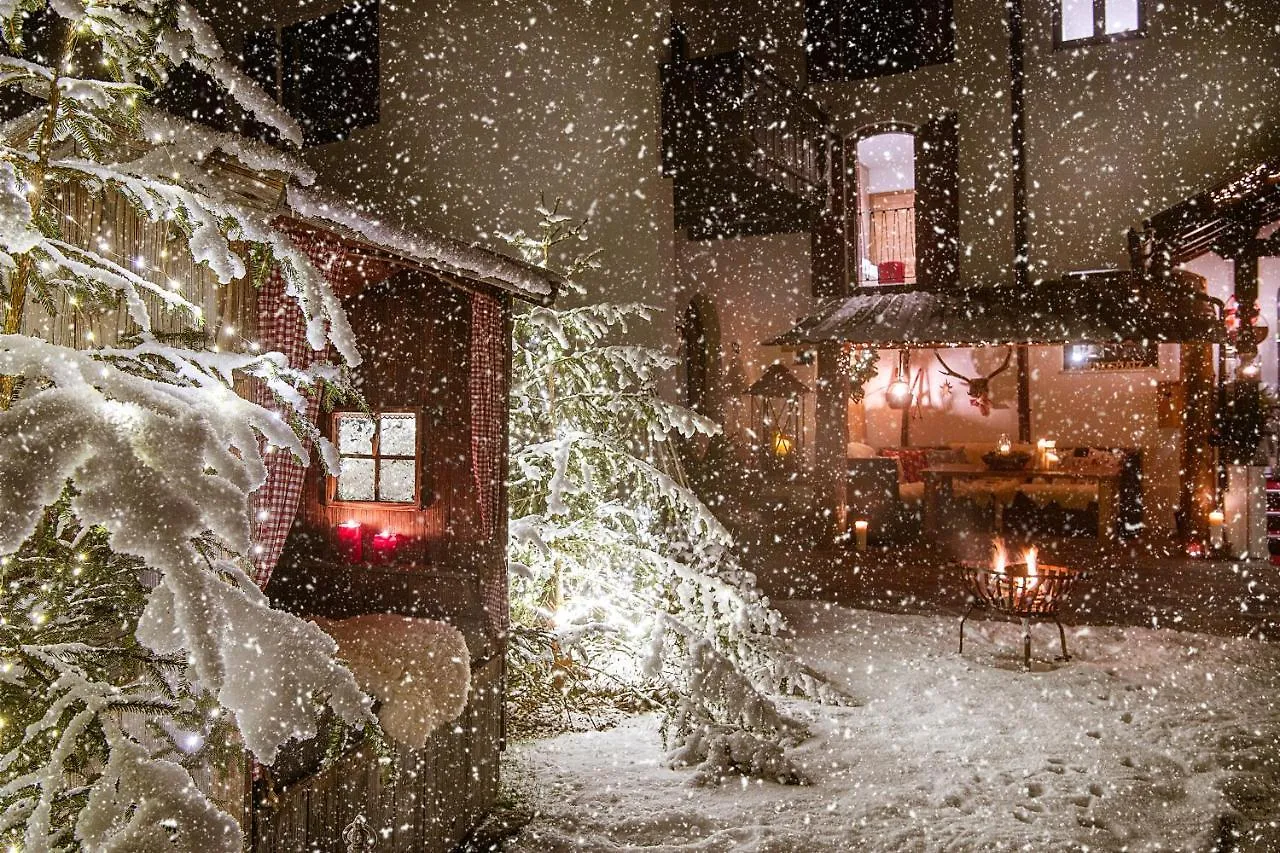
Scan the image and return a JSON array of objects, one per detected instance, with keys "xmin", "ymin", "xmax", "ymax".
[
  {"xmin": 371, "ymin": 530, "xmax": 399, "ymax": 563},
  {"xmin": 336, "ymin": 520, "xmax": 362, "ymax": 562}
]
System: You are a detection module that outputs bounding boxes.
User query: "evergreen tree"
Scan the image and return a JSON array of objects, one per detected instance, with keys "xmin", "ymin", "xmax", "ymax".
[
  {"xmin": 0, "ymin": 3, "xmax": 371, "ymax": 848},
  {"xmin": 504, "ymin": 202, "xmax": 845, "ymax": 783}
]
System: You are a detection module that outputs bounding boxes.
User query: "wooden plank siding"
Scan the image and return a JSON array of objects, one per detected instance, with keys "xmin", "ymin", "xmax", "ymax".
[{"xmin": 251, "ymin": 656, "xmax": 504, "ymax": 853}]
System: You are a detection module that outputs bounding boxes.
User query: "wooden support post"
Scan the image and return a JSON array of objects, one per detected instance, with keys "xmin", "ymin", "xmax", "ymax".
[
  {"xmin": 1016, "ymin": 345, "xmax": 1032, "ymax": 443},
  {"xmin": 1007, "ymin": 0, "xmax": 1033, "ymax": 443},
  {"xmin": 1181, "ymin": 340, "xmax": 1216, "ymax": 550},
  {"xmin": 815, "ymin": 343, "xmax": 850, "ymax": 530}
]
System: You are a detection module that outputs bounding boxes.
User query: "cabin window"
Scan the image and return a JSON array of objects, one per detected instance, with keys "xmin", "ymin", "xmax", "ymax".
[
  {"xmin": 1063, "ymin": 342, "xmax": 1159, "ymax": 371},
  {"xmin": 331, "ymin": 411, "xmax": 420, "ymax": 504},
  {"xmin": 805, "ymin": 0, "xmax": 954, "ymax": 84},
  {"xmin": 1055, "ymin": 0, "xmax": 1144, "ymax": 48},
  {"xmin": 244, "ymin": 0, "xmax": 380, "ymax": 146}
]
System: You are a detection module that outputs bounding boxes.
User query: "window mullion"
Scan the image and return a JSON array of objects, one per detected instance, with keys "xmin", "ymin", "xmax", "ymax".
[
  {"xmin": 372, "ymin": 417, "xmax": 382, "ymax": 502},
  {"xmin": 1093, "ymin": 0, "xmax": 1107, "ymax": 39}
]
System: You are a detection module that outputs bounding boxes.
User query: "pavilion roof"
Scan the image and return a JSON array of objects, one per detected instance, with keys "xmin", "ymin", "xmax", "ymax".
[{"xmin": 764, "ymin": 274, "xmax": 1223, "ymax": 348}]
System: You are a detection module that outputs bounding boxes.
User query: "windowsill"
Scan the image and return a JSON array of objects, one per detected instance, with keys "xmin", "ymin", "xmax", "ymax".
[
  {"xmin": 328, "ymin": 499, "xmax": 424, "ymax": 511},
  {"xmin": 1055, "ymin": 29, "xmax": 1146, "ymax": 51}
]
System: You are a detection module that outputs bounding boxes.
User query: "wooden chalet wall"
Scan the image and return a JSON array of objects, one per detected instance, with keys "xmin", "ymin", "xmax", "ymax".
[
  {"xmin": 270, "ymin": 268, "xmax": 512, "ymax": 641},
  {"xmin": 258, "ymin": 266, "xmax": 516, "ymax": 853}
]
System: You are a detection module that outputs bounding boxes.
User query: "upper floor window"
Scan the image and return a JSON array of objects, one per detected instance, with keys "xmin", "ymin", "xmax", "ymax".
[
  {"xmin": 806, "ymin": 0, "xmax": 955, "ymax": 84},
  {"xmin": 331, "ymin": 411, "xmax": 420, "ymax": 504},
  {"xmin": 245, "ymin": 0, "xmax": 380, "ymax": 146},
  {"xmin": 843, "ymin": 113, "xmax": 958, "ymax": 292},
  {"xmin": 853, "ymin": 131, "xmax": 917, "ymax": 286},
  {"xmin": 1056, "ymin": 0, "xmax": 1144, "ymax": 49}
]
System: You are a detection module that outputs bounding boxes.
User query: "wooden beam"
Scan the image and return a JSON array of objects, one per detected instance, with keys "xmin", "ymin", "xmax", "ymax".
[
  {"xmin": 814, "ymin": 343, "xmax": 850, "ymax": 527},
  {"xmin": 1180, "ymin": 341, "xmax": 1216, "ymax": 551}
]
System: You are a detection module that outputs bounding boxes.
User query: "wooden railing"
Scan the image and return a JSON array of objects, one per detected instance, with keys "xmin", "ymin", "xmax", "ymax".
[
  {"xmin": 741, "ymin": 58, "xmax": 828, "ymax": 208},
  {"xmin": 662, "ymin": 51, "xmax": 831, "ymax": 237},
  {"xmin": 865, "ymin": 205, "xmax": 917, "ymax": 284}
]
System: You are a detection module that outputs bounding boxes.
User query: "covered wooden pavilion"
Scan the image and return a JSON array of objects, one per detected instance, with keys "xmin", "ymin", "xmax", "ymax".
[{"xmin": 765, "ymin": 271, "xmax": 1224, "ymax": 545}]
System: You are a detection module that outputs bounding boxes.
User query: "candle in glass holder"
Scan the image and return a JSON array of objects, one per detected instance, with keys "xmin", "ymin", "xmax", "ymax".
[
  {"xmin": 996, "ymin": 434, "xmax": 1012, "ymax": 455},
  {"xmin": 1044, "ymin": 450, "xmax": 1059, "ymax": 470},
  {"xmin": 371, "ymin": 530, "xmax": 399, "ymax": 563},
  {"xmin": 854, "ymin": 520, "xmax": 869, "ymax": 552},
  {"xmin": 1036, "ymin": 438, "xmax": 1056, "ymax": 469},
  {"xmin": 1208, "ymin": 509, "xmax": 1225, "ymax": 550},
  {"xmin": 336, "ymin": 520, "xmax": 362, "ymax": 562}
]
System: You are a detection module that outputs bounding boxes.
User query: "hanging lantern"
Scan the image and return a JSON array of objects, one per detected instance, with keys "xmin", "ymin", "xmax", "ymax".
[
  {"xmin": 747, "ymin": 362, "xmax": 810, "ymax": 463},
  {"xmin": 885, "ymin": 350, "xmax": 914, "ymax": 410}
]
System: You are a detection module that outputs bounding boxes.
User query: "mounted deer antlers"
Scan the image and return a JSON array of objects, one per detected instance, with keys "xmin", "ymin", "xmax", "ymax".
[{"xmin": 934, "ymin": 347, "xmax": 1013, "ymax": 416}]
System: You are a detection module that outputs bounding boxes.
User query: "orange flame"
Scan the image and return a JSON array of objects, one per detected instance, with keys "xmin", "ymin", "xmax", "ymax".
[{"xmin": 992, "ymin": 538, "xmax": 1008, "ymax": 574}]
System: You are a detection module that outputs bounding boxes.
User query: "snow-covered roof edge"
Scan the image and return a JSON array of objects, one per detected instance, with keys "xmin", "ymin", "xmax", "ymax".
[
  {"xmin": 153, "ymin": 112, "xmax": 561, "ymax": 302},
  {"xmin": 284, "ymin": 185, "xmax": 561, "ymax": 304}
]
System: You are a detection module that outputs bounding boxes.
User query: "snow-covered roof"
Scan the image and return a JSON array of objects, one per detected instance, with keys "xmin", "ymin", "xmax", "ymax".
[
  {"xmin": 141, "ymin": 112, "xmax": 562, "ymax": 304},
  {"xmin": 1139, "ymin": 156, "xmax": 1280, "ymax": 266},
  {"xmin": 766, "ymin": 274, "xmax": 1223, "ymax": 348},
  {"xmin": 283, "ymin": 185, "xmax": 561, "ymax": 304}
]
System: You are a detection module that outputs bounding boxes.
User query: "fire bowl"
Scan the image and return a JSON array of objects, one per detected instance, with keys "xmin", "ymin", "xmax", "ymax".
[
  {"xmin": 961, "ymin": 561, "xmax": 1081, "ymax": 617},
  {"xmin": 958, "ymin": 560, "xmax": 1085, "ymax": 670}
]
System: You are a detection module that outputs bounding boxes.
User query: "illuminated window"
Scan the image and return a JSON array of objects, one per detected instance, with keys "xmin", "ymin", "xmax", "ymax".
[
  {"xmin": 1056, "ymin": 0, "xmax": 1144, "ymax": 48},
  {"xmin": 1063, "ymin": 342, "xmax": 1158, "ymax": 371},
  {"xmin": 332, "ymin": 412, "xmax": 419, "ymax": 504}
]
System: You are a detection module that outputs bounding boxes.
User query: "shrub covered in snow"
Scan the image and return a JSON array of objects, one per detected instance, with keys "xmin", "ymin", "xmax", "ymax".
[{"xmin": 503, "ymin": 202, "xmax": 847, "ymax": 783}]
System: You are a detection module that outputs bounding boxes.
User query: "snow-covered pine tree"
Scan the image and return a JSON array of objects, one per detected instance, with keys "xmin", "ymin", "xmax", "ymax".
[
  {"xmin": 0, "ymin": 3, "xmax": 373, "ymax": 849},
  {"xmin": 503, "ymin": 201, "xmax": 846, "ymax": 783}
]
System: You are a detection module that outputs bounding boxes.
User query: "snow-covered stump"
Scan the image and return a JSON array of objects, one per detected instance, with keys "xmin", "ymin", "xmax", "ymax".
[{"xmin": 249, "ymin": 655, "xmax": 503, "ymax": 853}]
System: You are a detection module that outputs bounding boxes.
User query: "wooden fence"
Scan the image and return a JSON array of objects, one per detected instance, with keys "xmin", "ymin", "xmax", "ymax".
[{"xmin": 251, "ymin": 656, "xmax": 503, "ymax": 853}]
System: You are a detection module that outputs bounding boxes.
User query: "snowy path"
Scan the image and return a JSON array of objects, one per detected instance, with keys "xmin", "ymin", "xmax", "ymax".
[{"xmin": 505, "ymin": 601, "xmax": 1280, "ymax": 851}]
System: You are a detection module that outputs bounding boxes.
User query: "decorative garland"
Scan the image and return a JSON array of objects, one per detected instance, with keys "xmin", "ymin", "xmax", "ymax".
[{"xmin": 842, "ymin": 343, "xmax": 880, "ymax": 403}]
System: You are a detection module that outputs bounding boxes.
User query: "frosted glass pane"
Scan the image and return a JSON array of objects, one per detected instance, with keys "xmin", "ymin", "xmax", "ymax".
[
  {"xmin": 336, "ymin": 415, "xmax": 374, "ymax": 454},
  {"xmin": 380, "ymin": 413, "xmax": 417, "ymax": 456},
  {"xmin": 1105, "ymin": 0, "xmax": 1139, "ymax": 34},
  {"xmin": 1060, "ymin": 0, "xmax": 1094, "ymax": 41},
  {"xmin": 338, "ymin": 457, "xmax": 375, "ymax": 501},
  {"xmin": 380, "ymin": 459, "xmax": 415, "ymax": 502}
]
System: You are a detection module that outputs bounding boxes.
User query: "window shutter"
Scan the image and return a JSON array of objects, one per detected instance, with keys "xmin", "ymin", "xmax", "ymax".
[
  {"xmin": 811, "ymin": 134, "xmax": 848, "ymax": 299},
  {"xmin": 914, "ymin": 111, "xmax": 960, "ymax": 290}
]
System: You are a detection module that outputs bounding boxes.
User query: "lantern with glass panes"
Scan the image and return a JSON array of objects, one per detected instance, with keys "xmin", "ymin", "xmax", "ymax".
[{"xmin": 746, "ymin": 362, "xmax": 810, "ymax": 464}]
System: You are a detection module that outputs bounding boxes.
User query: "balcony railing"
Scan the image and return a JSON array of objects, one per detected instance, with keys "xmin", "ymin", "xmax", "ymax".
[{"xmin": 662, "ymin": 51, "xmax": 830, "ymax": 239}]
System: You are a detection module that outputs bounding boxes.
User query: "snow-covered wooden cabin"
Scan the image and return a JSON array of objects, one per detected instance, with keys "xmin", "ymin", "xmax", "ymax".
[
  {"xmin": 17, "ymin": 128, "xmax": 557, "ymax": 850},
  {"xmin": 251, "ymin": 201, "xmax": 559, "ymax": 851}
]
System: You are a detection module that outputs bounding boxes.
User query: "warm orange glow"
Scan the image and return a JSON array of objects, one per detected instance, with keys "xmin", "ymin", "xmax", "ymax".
[
  {"xmin": 772, "ymin": 431, "xmax": 794, "ymax": 457},
  {"xmin": 992, "ymin": 538, "xmax": 1008, "ymax": 574}
]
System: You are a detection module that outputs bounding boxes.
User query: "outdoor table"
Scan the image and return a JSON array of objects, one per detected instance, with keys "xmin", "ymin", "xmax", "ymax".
[{"xmin": 922, "ymin": 463, "xmax": 1120, "ymax": 541}]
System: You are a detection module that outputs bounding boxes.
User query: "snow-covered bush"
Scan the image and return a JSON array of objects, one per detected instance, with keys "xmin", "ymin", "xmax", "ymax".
[
  {"xmin": 0, "ymin": 3, "xmax": 372, "ymax": 849},
  {"xmin": 504, "ymin": 202, "xmax": 846, "ymax": 783}
]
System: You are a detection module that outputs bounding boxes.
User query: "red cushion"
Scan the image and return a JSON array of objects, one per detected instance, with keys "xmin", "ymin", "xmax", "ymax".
[
  {"xmin": 878, "ymin": 261, "xmax": 905, "ymax": 283},
  {"xmin": 878, "ymin": 448, "xmax": 930, "ymax": 483}
]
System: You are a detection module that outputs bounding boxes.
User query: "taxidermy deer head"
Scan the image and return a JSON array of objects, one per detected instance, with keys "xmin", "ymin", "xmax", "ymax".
[{"xmin": 934, "ymin": 347, "xmax": 1013, "ymax": 416}]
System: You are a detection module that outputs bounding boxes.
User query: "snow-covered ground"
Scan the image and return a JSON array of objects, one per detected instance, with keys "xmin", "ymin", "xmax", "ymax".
[{"xmin": 505, "ymin": 601, "xmax": 1280, "ymax": 851}]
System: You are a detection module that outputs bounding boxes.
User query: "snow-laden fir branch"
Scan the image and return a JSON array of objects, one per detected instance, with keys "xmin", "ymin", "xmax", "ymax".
[{"xmin": 0, "ymin": 3, "xmax": 376, "ymax": 849}]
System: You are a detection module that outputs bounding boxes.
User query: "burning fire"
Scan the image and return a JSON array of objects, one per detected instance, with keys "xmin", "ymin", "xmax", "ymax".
[{"xmin": 992, "ymin": 538, "xmax": 1039, "ymax": 591}]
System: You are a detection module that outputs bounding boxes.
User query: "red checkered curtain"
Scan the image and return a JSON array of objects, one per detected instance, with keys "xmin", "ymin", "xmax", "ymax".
[
  {"xmin": 248, "ymin": 229, "xmax": 348, "ymax": 588},
  {"xmin": 470, "ymin": 292, "xmax": 508, "ymax": 634}
]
